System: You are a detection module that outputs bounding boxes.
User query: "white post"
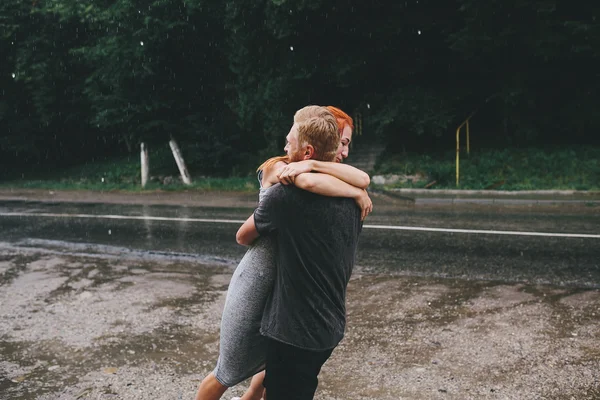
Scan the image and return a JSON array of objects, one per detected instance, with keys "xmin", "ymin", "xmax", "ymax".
[
  {"xmin": 169, "ymin": 138, "xmax": 192, "ymax": 185},
  {"xmin": 141, "ymin": 142, "xmax": 149, "ymax": 188}
]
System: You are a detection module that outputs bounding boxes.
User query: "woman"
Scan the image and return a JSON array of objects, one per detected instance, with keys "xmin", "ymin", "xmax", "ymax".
[{"xmin": 196, "ymin": 106, "xmax": 371, "ymax": 400}]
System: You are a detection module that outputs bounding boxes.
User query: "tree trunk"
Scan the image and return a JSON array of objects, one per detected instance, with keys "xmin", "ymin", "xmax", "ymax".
[
  {"xmin": 169, "ymin": 138, "xmax": 192, "ymax": 185},
  {"xmin": 140, "ymin": 142, "xmax": 149, "ymax": 188}
]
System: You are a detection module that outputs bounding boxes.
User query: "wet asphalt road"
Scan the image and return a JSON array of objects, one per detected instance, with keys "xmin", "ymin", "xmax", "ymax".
[{"xmin": 1, "ymin": 200, "xmax": 599, "ymax": 288}]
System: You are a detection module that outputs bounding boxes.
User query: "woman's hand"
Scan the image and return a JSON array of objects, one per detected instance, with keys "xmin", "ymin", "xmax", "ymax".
[
  {"xmin": 277, "ymin": 160, "xmax": 314, "ymax": 185},
  {"xmin": 355, "ymin": 190, "xmax": 373, "ymax": 221}
]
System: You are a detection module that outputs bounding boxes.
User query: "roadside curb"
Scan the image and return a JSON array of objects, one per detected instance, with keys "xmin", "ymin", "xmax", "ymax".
[
  {"xmin": 387, "ymin": 189, "xmax": 600, "ymax": 197},
  {"xmin": 0, "ymin": 188, "xmax": 259, "ymax": 209},
  {"xmin": 369, "ymin": 188, "xmax": 600, "ymax": 206},
  {"xmin": 413, "ymin": 198, "xmax": 600, "ymax": 206}
]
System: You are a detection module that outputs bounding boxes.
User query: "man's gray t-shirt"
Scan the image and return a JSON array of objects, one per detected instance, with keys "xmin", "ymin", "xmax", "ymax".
[{"xmin": 254, "ymin": 184, "xmax": 362, "ymax": 351}]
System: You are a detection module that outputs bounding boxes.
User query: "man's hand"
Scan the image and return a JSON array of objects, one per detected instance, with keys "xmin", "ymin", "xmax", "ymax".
[
  {"xmin": 355, "ymin": 190, "xmax": 373, "ymax": 221},
  {"xmin": 277, "ymin": 160, "xmax": 314, "ymax": 185}
]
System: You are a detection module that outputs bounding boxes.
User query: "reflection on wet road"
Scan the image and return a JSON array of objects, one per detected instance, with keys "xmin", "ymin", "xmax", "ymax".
[{"xmin": 0, "ymin": 200, "xmax": 599, "ymax": 287}]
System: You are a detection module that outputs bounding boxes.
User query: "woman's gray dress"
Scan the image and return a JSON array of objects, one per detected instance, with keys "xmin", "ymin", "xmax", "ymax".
[{"xmin": 213, "ymin": 176, "xmax": 277, "ymax": 387}]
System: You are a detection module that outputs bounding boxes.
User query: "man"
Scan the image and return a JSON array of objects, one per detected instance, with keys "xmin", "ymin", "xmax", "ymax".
[{"xmin": 236, "ymin": 105, "xmax": 363, "ymax": 400}]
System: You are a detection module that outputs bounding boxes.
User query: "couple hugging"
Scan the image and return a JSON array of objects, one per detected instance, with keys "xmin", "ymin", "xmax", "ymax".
[{"xmin": 196, "ymin": 106, "xmax": 372, "ymax": 400}]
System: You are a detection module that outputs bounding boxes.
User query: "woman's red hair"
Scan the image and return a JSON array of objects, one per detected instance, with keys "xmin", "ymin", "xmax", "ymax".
[
  {"xmin": 257, "ymin": 155, "xmax": 288, "ymax": 172},
  {"xmin": 326, "ymin": 106, "xmax": 354, "ymax": 133}
]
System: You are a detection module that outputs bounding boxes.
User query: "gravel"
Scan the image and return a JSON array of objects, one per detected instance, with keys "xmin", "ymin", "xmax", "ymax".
[{"xmin": 1, "ymin": 245, "xmax": 599, "ymax": 400}]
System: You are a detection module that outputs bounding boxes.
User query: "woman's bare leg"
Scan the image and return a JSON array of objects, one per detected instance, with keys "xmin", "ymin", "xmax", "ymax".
[
  {"xmin": 239, "ymin": 371, "xmax": 266, "ymax": 400},
  {"xmin": 195, "ymin": 372, "xmax": 228, "ymax": 400}
]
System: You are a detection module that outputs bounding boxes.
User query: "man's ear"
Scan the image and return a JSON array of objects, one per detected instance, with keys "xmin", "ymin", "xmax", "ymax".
[{"xmin": 303, "ymin": 144, "xmax": 315, "ymax": 160}]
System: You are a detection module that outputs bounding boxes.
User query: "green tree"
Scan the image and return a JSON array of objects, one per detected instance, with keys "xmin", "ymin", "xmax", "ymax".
[{"xmin": 448, "ymin": 0, "xmax": 600, "ymax": 145}]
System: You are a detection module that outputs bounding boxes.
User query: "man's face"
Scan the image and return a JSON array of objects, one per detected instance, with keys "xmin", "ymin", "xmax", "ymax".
[
  {"xmin": 284, "ymin": 124, "xmax": 305, "ymax": 162},
  {"xmin": 335, "ymin": 125, "xmax": 353, "ymax": 163}
]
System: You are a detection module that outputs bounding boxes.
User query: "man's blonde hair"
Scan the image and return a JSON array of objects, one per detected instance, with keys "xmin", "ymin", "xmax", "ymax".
[{"xmin": 293, "ymin": 106, "xmax": 339, "ymax": 162}]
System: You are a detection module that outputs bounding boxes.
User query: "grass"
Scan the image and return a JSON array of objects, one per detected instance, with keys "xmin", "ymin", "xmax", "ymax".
[
  {"xmin": 0, "ymin": 147, "xmax": 260, "ymax": 192},
  {"xmin": 1, "ymin": 146, "xmax": 598, "ymax": 192},
  {"xmin": 372, "ymin": 146, "xmax": 600, "ymax": 191},
  {"xmin": 0, "ymin": 178, "xmax": 259, "ymax": 192}
]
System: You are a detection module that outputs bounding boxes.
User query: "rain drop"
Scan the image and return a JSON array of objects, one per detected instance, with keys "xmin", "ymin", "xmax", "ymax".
[
  {"xmin": 290, "ymin": 46, "xmax": 294, "ymax": 51},
  {"xmin": 367, "ymin": 103, "xmax": 371, "ymax": 109},
  {"xmin": 140, "ymin": 41, "xmax": 144, "ymax": 46},
  {"xmin": 418, "ymin": 30, "xmax": 422, "ymax": 35},
  {"xmin": 11, "ymin": 73, "xmax": 16, "ymax": 78},
  {"xmin": 108, "ymin": 229, "xmax": 112, "ymax": 235}
]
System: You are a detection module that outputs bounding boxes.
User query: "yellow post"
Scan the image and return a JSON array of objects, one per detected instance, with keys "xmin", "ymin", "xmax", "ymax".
[
  {"xmin": 455, "ymin": 115, "xmax": 472, "ymax": 186},
  {"xmin": 456, "ymin": 126, "xmax": 461, "ymax": 186},
  {"xmin": 466, "ymin": 119, "xmax": 470, "ymax": 154},
  {"xmin": 359, "ymin": 113, "xmax": 363, "ymax": 136}
]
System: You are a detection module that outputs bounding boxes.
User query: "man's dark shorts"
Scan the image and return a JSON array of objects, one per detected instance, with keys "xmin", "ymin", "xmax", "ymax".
[{"xmin": 263, "ymin": 338, "xmax": 334, "ymax": 400}]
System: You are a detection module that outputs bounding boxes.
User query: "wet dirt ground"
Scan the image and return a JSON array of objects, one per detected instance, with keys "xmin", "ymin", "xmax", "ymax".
[
  {"xmin": 1, "ymin": 192, "xmax": 599, "ymax": 399},
  {"xmin": 1, "ymin": 244, "xmax": 599, "ymax": 400}
]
